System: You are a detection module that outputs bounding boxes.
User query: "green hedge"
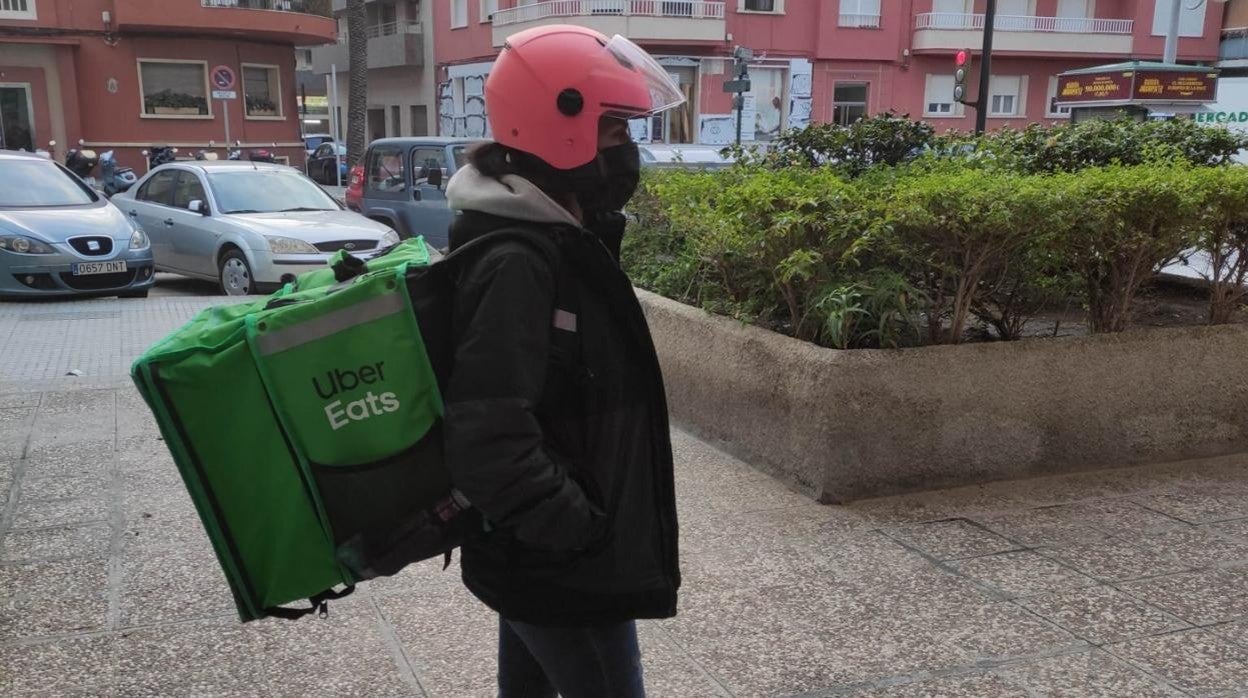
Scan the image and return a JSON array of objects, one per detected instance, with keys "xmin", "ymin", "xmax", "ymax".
[{"xmin": 623, "ymin": 160, "xmax": 1248, "ymax": 348}]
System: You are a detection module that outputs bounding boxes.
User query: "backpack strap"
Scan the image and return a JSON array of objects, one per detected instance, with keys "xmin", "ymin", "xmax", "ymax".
[
  {"xmin": 444, "ymin": 227, "xmax": 581, "ymax": 365},
  {"xmin": 263, "ymin": 584, "xmax": 356, "ymax": 620}
]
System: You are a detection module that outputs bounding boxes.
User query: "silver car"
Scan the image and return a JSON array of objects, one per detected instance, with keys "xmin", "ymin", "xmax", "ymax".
[
  {"xmin": 0, "ymin": 150, "xmax": 155, "ymax": 299},
  {"xmin": 113, "ymin": 161, "xmax": 400, "ymax": 295}
]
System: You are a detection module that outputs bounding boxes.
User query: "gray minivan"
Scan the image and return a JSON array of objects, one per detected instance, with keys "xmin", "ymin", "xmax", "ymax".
[{"xmin": 350, "ymin": 137, "xmax": 484, "ymax": 249}]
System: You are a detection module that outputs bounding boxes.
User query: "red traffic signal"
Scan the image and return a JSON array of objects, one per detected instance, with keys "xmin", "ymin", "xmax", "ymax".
[{"xmin": 953, "ymin": 49, "xmax": 972, "ymax": 105}]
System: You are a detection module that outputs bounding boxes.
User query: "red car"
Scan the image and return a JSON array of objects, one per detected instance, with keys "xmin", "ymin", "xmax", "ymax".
[{"xmin": 344, "ymin": 164, "xmax": 364, "ymax": 212}]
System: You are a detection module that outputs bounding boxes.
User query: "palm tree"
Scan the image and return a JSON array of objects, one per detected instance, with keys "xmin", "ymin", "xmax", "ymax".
[{"xmin": 346, "ymin": 0, "xmax": 368, "ymax": 170}]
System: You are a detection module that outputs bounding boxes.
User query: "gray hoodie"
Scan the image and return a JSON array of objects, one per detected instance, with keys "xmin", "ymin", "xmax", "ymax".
[{"xmin": 445, "ymin": 164, "xmax": 580, "ymax": 227}]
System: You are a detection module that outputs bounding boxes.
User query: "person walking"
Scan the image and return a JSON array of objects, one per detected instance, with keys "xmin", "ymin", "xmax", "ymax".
[{"xmin": 440, "ymin": 24, "xmax": 685, "ymax": 698}]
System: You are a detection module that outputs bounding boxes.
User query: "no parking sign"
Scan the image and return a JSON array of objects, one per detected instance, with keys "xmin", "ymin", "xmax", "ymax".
[{"xmin": 211, "ymin": 65, "xmax": 236, "ymax": 91}]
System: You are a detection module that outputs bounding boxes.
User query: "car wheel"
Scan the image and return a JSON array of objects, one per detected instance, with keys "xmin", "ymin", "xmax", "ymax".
[
  {"xmin": 218, "ymin": 249, "xmax": 255, "ymax": 296},
  {"xmin": 118, "ymin": 289, "xmax": 149, "ymax": 299}
]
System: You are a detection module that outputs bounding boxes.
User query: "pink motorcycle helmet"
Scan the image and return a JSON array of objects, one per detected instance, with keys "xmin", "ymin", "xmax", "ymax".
[{"xmin": 485, "ymin": 25, "xmax": 686, "ymax": 170}]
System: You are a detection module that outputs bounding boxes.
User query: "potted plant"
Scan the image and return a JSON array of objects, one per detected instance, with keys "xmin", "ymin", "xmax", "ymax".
[
  {"xmin": 146, "ymin": 90, "xmax": 208, "ymax": 116},
  {"xmin": 246, "ymin": 95, "xmax": 278, "ymax": 117}
]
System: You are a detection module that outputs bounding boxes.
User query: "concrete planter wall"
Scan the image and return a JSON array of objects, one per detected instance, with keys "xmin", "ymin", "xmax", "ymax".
[{"xmin": 637, "ymin": 289, "xmax": 1248, "ymax": 503}]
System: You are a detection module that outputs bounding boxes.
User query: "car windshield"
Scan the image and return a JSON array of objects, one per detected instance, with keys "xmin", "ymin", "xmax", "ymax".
[
  {"xmin": 452, "ymin": 146, "xmax": 469, "ymax": 169},
  {"xmin": 208, "ymin": 169, "xmax": 339, "ymax": 214},
  {"xmin": 0, "ymin": 160, "xmax": 97, "ymax": 207}
]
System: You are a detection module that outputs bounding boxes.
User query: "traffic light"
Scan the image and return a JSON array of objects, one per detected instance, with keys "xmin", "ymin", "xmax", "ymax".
[{"xmin": 953, "ymin": 49, "xmax": 971, "ymax": 104}]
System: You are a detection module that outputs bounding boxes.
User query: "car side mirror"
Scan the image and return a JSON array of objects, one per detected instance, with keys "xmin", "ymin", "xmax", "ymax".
[
  {"xmin": 426, "ymin": 167, "xmax": 443, "ymax": 189},
  {"xmin": 189, "ymin": 199, "xmax": 209, "ymax": 216}
]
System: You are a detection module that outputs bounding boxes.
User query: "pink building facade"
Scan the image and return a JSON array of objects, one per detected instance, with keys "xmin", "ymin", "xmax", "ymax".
[
  {"xmin": 0, "ymin": 1, "xmax": 335, "ymax": 172},
  {"xmin": 430, "ymin": 0, "xmax": 1224, "ymax": 144}
]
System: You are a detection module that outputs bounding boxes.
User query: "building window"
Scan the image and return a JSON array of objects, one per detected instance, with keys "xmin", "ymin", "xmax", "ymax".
[
  {"xmin": 1046, "ymin": 76, "xmax": 1072, "ymax": 118},
  {"xmin": 391, "ymin": 105, "xmax": 401, "ymax": 137},
  {"xmin": 243, "ymin": 64, "xmax": 282, "ymax": 119},
  {"xmin": 750, "ymin": 69, "xmax": 785, "ymax": 141},
  {"xmin": 410, "ymin": 105, "xmax": 429, "ymax": 136},
  {"xmin": 0, "ymin": 84, "xmax": 35, "ymax": 151},
  {"xmin": 989, "ymin": 75, "xmax": 1022, "ymax": 117},
  {"xmin": 839, "ymin": 0, "xmax": 880, "ymax": 27},
  {"xmin": 739, "ymin": 0, "xmax": 782, "ymax": 13},
  {"xmin": 138, "ymin": 60, "xmax": 211, "ymax": 118},
  {"xmin": 451, "ymin": 0, "xmax": 467, "ymax": 27},
  {"xmin": 480, "ymin": 0, "xmax": 497, "ymax": 22},
  {"xmin": 0, "ymin": 0, "xmax": 36, "ymax": 20},
  {"xmin": 833, "ymin": 82, "xmax": 868, "ymax": 126},
  {"xmin": 924, "ymin": 75, "xmax": 957, "ymax": 116}
]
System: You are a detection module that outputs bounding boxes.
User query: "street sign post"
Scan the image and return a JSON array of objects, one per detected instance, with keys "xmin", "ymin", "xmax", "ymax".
[
  {"xmin": 729, "ymin": 46, "xmax": 753, "ymax": 146},
  {"xmin": 211, "ymin": 65, "xmax": 237, "ymax": 149}
]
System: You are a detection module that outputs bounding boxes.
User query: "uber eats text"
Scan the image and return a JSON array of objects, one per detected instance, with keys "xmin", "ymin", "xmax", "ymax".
[{"xmin": 312, "ymin": 362, "xmax": 399, "ymax": 430}]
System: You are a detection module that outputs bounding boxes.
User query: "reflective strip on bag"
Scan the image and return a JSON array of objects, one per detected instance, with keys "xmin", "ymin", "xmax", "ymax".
[{"xmin": 256, "ymin": 290, "xmax": 407, "ymax": 356}]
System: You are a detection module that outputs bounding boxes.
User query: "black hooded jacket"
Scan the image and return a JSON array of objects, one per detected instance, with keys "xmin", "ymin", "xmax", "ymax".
[{"xmin": 441, "ymin": 165, "xmax": 679, "ymax": 627}]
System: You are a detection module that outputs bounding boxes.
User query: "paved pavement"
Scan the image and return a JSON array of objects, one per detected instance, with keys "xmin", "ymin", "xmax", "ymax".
[{"xmin": 6, "ymin": 293, "xmax": 1248, "ymax": 696}]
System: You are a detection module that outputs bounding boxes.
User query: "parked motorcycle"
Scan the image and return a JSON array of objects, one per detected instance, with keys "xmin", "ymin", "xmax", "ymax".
[
  {"xmin": 226, "ymin": 140, "xmax": 243, "ymax": 161},
  {"xmin": 99, "ymin": 150, "xmax": 137, "ymax": 197},
  {"xmin": 194, "ymin": 149, "xmax": 220, "ymax": 161},
  {"xmin": 248, "ymin": 147, "xmax": 276, "ymax": 163},
  {"xmin": 65, "ymin": 141, "xmax": 100, "ymax": 189},
  {"xmin": 143, "ymin": 145, "xmax": 178, "ymax": 168}
]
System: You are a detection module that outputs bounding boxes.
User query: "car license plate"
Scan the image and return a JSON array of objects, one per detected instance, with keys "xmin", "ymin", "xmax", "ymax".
[{"xmin": 72, "ymin": 261, "xmax": 127, "ymax": 276}]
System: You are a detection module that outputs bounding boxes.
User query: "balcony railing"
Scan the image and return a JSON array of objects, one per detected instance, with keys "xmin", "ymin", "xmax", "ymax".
[
  {"xmin": 839, "ymin": 13, "xmax": 881, "ymax": 28},
  {"xmin": 201, "ymin": 0, "xmax": 328, "ymax": 14},
  {"xmin": 914, "ymin": 13, "xmax": 1133, "ymax": 34},
  {"xmin": 492, "ymin": 0, "xmax": 725, "ymax": 27},
  {"xmin": 335, "ymin": 19, "xmax": 421, "ymax": 44},
  {"xmin": 1223, "ymin": 27, "xmax": 1248, "ymax": 61}
]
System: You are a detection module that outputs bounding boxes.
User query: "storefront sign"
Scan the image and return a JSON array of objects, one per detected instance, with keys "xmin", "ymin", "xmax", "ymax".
[
  {"xmin": 1133, "ymin": 70, "xmax": 1217, "ymax": 101},
  {"xmin": 1058, "ymin": 71, "xmax": 1131, "ymax": 104},
  {"xmin": 1057, "ymin": 67, "xmax": 1218, "ymax": 106}
]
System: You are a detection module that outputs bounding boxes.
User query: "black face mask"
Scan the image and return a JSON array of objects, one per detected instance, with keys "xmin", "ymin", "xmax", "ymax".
[{"xmin": 566, "ymin": 141, "xmax": 641, "ymax": 215}]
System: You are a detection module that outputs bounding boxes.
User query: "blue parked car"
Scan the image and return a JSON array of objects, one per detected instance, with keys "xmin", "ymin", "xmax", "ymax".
[
  {"xmin": 306, "ymin": 142, "xmax": 348, "ymax": 185},
  {"xmin": 0, "ymin": 150, "xmax": 155, "ymax": 299}
]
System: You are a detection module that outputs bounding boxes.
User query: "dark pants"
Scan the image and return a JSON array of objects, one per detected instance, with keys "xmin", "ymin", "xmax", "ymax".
[{"xmin": 497, "ymin": 617, "xmax": 646, "ymax": 698}]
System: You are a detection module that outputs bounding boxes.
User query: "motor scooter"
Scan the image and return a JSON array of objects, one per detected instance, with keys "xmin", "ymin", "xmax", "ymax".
[
  {"xmin": 65, "ymin": 140, "xmax": 100, "ymax": 189},
  {"xmin": 99, "ymin": 150, "xmax": 138, "ymax": 197},
  {"xmin": 143, "ymin": 145, "xmax": 178, "ymax": 168}
]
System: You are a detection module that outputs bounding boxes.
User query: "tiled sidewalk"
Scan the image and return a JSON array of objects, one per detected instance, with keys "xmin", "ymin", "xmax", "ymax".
[{"xmin": 4, "ymin": 296, "xmax": 1248, "ymax": 696}]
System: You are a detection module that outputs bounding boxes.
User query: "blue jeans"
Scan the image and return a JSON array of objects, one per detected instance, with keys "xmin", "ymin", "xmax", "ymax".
[{"xmin": 497, "ymin": 617, "xmax": 646, "ymax": 698}]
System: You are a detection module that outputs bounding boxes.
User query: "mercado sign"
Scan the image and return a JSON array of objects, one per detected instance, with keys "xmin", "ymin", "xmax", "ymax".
[{"xmin": 1056, "ymin": 62, "xmax": 1219, "ymax": 107}]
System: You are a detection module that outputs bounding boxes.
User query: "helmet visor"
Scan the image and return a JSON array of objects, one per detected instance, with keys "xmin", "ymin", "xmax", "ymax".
[{"xmin": 601, "ymin": 35, "xmax": 686, "ymax": 117}]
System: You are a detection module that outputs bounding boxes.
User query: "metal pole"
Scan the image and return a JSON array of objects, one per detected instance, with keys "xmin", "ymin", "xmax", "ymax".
[
  {"xmin": 735, "ymin": 96, "xmax": 743, "ymax": 147},
  {"xmin": 330, "ymin": 64, "xmax": 342, "ymax": 187},
  {"xmin": 1164, "ymin": 0, "xmax": 1182, "ymax": 63},
  {"xmin": 223, "ymin": 99, "xmax": 231, "ymax": 150},
  {"xmin": 974, "ymin": 0, "xmax": 997, "ymax": 135}
]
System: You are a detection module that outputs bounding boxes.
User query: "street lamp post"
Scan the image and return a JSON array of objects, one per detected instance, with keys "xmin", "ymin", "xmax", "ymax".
[{"xmin": 1164, "ymin": 0, "xmax": 1183, "ymax": 64}]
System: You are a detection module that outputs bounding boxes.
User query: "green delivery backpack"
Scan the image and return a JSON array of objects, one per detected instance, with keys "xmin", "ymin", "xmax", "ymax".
[{"xmin": 131, "ymin": 231, "xmax": 559, "ymax": 621}]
